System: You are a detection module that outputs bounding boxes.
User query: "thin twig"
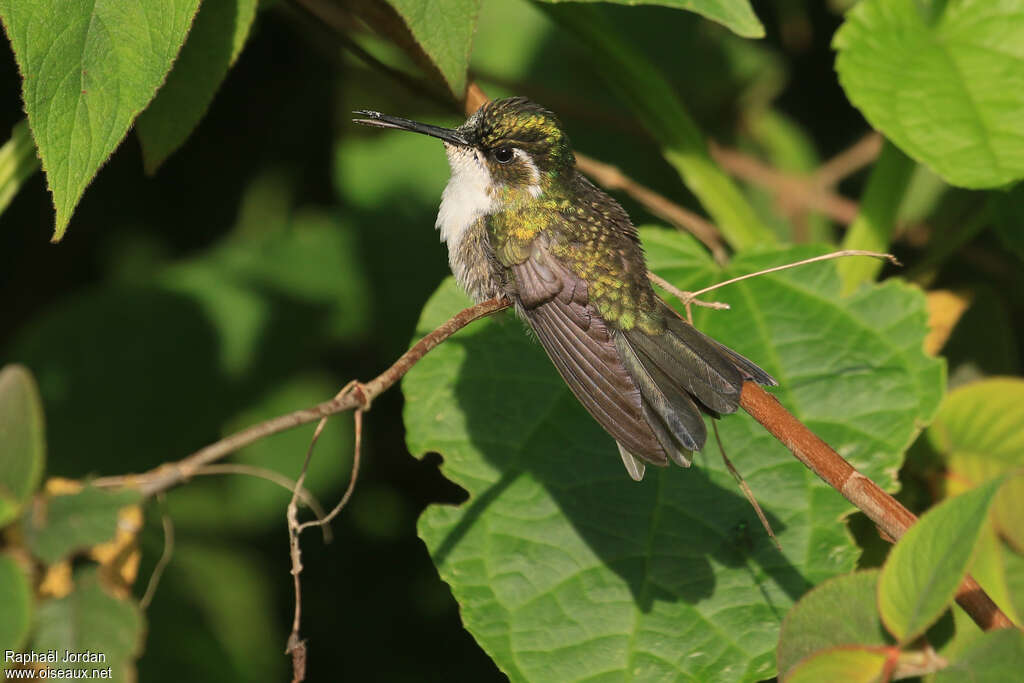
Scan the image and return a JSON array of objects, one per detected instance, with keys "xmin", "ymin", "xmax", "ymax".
[
  {"xmin": 685, "ymin": 250, "xmax": 899, "ymax": 302},
  {"xmin": 739, "ymin": 382, "xmax": 1015, "ymax": 631},
  {"xmin": 646, "ymin": 270, "xmax": 731, "ymax": 311},
  {"xmin": 712, "ymin": 421, "xmax": 780, "ymax": 551},
  {"xmin": 298, "ymin": 409, "xmax": 364, "ymax": 533},
  {"xmin": 193, "ymin": 464, "xmax": 332, "ymax": 541},
  {"xmin": 139, "ymin": 493, "xmax": 173, "ymax": 610},
  {"xmin": 286, "ymin": 382, "xmax": 368, "ymax": 682}
]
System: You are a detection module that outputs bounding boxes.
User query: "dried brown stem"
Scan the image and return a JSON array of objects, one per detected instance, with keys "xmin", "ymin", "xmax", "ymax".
[
  {"xmin": 813, "ymin": 132, "xmax": 883, "ymax": 188},
  {"xmin": 686, "ymin": 250, "xmax": 899, "ymax": 301},
  {"xmin": 192, "ymin": 463, "xmax": 331, "ymax": 534},
  {"xmin": 709, "ymin": 141, "xmax": 861, "ymax": 225},
  {"xmin": 646, "ymin": 270, "xmax": 730, "ymax": 312},
  {"xmin": 739, "ymin": 382, "xmax": 1015, "ymax": 632},
  {"xmin": 712, "ymin": 421, "xmax": 779, "ymax": 550},
  {"xmin": 139, "ymin": 493, "xmax": 173, "ymax": 610}
]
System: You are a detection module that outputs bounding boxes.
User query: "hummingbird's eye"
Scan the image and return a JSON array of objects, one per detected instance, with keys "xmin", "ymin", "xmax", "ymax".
[{"xmin": 493, "ymin": 146, "xmax": 515, "ymax": 164}]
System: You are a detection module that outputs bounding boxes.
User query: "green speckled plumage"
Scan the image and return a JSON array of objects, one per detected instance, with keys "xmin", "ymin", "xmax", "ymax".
[
  {"xmin": 486, "ymin": 176, "xmax": 665, "ymax": 335},
  {"xmin": 354, "ymin": 97, "xmax": 776, "ymax": 480}
]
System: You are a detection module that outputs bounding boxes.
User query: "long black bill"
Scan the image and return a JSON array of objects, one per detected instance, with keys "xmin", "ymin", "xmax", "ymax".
[{"xmin": 352, "ymin": 110, "xmax": 469, "ymax": 146}]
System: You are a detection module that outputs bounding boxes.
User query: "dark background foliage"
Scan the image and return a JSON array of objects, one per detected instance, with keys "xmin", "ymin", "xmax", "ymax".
[{"xmin": 1, "ymin": 1, "xmax": 1021, "ymax": 680}]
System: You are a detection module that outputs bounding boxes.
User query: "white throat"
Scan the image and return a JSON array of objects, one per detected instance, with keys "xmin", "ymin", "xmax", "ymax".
[{"xmin": 436, "ymin": 145, "xmax": 496, "ymax": 249}]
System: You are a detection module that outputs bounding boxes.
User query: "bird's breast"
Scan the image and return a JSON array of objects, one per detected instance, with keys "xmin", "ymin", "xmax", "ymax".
[{"xmin": 436, "ymin": 147, "xmax": 505, "ymax": 302}]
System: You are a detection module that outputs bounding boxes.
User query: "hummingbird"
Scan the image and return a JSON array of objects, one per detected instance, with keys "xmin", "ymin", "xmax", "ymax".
[{"xmin": 354, "ymin": 97, "xmax": 776, "ymax": 480}]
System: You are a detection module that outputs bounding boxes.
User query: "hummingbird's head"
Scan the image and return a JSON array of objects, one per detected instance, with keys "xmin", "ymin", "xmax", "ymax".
[{"xmin": 354, "ymin": 97, "xmax": 574, "ymax": 201}]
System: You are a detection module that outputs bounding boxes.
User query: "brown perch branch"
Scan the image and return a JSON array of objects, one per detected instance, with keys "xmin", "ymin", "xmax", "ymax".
[{"xmin": 739, "ymin": 382, "xmax": 1015, "ymax": 632}]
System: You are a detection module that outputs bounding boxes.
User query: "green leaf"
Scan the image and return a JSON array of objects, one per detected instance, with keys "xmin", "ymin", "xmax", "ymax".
[
  {"xmin": 31, "ymin": 567, "xmax": 144, "ymax": 681},
  {"xmin": 404, "ymin": 230, "xmax": 942, "ymax": 681},
  {"xmin": 878, "ymin": 476, "xmax": 1006, "ymax": 643},
  {"xmin": 0, "ymin": 119, "xmax": 40, "ymax": 217},
  {"xmin": 23, "ymin": 486, "xmax": 142, "ymax": 565},
  {"xmin": 0, "ymin": 364, "xmax": 45, "ymax": 527},
  {"xmin": 927, "ymin": 378, "xmax": 1024, "ymax": 551},
  {"xmin": 386, "ymin": 0, "xmax": 481, "ymax": 97},
  {"xmin": 934, "ymin": 627, "xmax": 1024, "ymax": 682},
  {"xmin": 541, "ymin": 4, "xmax": 777, "ymax": 249},
  {"xmin": 0, "ymin": 0, "xmax": 202, "ymax": 240},
  {"xmin": 784, "ymin": 646, "xmax": 889, "ymax": 683},
  {"xmin": 777, "ymin": 570, "xmax": 890, "ymax": 680},
  {"xmin": 534, "ymin": 0, "xmax": 764, "ymax": 39},
  {"xmin": 136, "ymin": 0, "xmax": 259, "ymax": 173},
  {"xmin": 834, "ymin": 0, "xmax": 1024, "ymax": 189},
  {"xmin": 0, "ymin": 553, "xmax": 32, "ymax": 669},
  {"xmin": 837, "ymin": 141, "xmax": 915, "ymax": 292}
]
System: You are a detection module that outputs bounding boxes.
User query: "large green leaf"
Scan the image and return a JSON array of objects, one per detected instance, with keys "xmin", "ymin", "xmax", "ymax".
[
  {"xmin": 31, "ymin": 568, "xmax": 144, "ymax": 681},
  {"xmin": 0, "ymin": 364, "xmax": 45, "ymax": 527},
  {"xmin": 834, "ymin": 0, "xmax": 1024, "ymax": 189},
  {"xmin": 386, "ymin": 0, "xmax": 481, "ymax": 97},
  {"xmin": 777, "ymin": 570, "xmax": 890, "ymax": 680},
  {"xmin": 23, "ymin": 486, "xmax": 142, "ymax": 565},
  {"xmin": 404, "ymin": 230, "xmax": 942, "ymax": 681},
  {"xmin": 926, "ymin": 378, "xmax": 1024, "ymax": 551},
  {"xmin": 0, "ymin": 553, "xmax": 31, "ymax": 670},
  {"xmin": 878, "ymin": 476, "xmax": 1005, "ymax": 643},
  {"xmin": 535, "ymin": 0, "xmax": 764, "ymax": 38},
  {"xmin": 136, "ymin": 0, "xmax": 259, "ymax": 173},
  {"xmin": 0, "ymin": 0, "xmax": 202, "ymax": 239}
]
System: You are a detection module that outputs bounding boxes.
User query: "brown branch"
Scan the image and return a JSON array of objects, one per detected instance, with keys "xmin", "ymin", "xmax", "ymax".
[
  {"xmin": 96, "ymin": 297, "xmax": 512, "ymax": 498},
  {"xmin": 739, "ymin": 382, "xmax": 1015, "ymax": 632},
  {"xmin": 709, "ymin": 141, "xmax": 861, "ymax": 225},
  {"xmin": 813, "ymin": 132, "xmax": 883, "ymax": 188}
]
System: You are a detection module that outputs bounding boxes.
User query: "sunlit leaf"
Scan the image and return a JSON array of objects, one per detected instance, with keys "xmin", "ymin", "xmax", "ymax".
[
  {"xmin": 535, "ymin": 0, "xmax": 764, "ymax": 38},
  {"xmin": 137, "ymin": 0, "xmax": 260, "ymax": 173},
  {"xmin": 386, "ymin": 0, "xmax": 481, "ymax": 97},
  {"xmin": 0, "ymin": 0, "xmax": 202, "ymax": 239},
  {"xmin": 784, "ymin": 646, "xmax": 888, "ymax": 683},
  {"xmin": 927, "ymin": 378, "xmax": 1024, "ymax": 550},
  {"xmin": 834, "ymin": 0, "xmax": 1024, "ymax": 188},
  {"xmin": 777, "ymin": 570, "xmax": 890, "ymax": 679},
  {"xmin": 878, "ymin": 476, "xmax": 1005, "ymax": 643}
]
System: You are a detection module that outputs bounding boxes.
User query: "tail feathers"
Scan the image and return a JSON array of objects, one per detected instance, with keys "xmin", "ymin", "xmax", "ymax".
[
  {"xmin": 613, "ymin": 305, "xmax": 777, "ymax": 478},
  {"xmin": 617, "ymin": 443, "xmax": 647, "ymax": 481},
  {"xmin": 700, "ymin": 330, "xmax": 778, "ymax": 387},
  {"xmin": 615, "ymin": 333, "xmax": 699, "ymax": 467}
]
